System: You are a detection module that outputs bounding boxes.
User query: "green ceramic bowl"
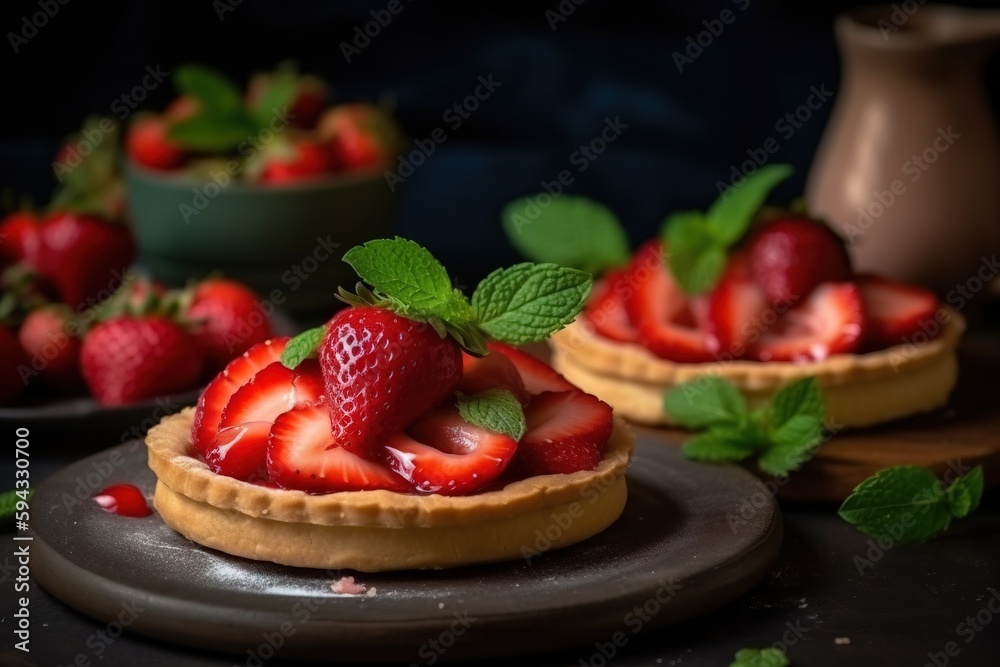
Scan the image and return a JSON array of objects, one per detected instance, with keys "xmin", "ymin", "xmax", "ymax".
[{"xmin": 124, "ymin": 161, "xmax": 398, "ymax": 318}]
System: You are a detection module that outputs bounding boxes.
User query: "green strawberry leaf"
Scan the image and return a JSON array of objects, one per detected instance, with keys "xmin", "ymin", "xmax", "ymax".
[
  {"xmin": 167, "ymin": 112, "xmax": 260, "ymax": 152},
  {"xmin": 281, "ymin": 326, "xmax": 326, "ymax": 370},
  {"xmin": 944, "ymin": 465, "xmax": 984, "ymax": 519},
  {"xmin": 770, "ymin": 377, "xmax": 825, "ymax": 426},
  {"xmin": 342, "ymin": 238, "xmax": 456, "ymax": 317},
  {"xmin": 471, "ymin": 263, "xmax": 592, "ymax": 344},
  {"xmin": 501, "ymin": 195, "xmax": 631, "ymax": 275},
  {"xmin": 174, "ymin": 64, "xmax": 244, "ymax": 114},
  {"xmin": 681, "ymin": 424, "xmax": 758, "ymax": 462},
  {"xmin": 838, "ymin": 466, "xmax": 955, "ymax": 545},
  {"xmin": 759, "ymin": 414, "xmax": 823, "ymax": 475},
  {"xmin": 457, "ymin": 389, "xmax": 526, "ymax": 441},
  {"xmin": 730, "ymin": 647, "xmax": 790, "ymax": 667},
  {"xmin": 662, "ymin": 211, "xmax": 727, "ymax": 295},
  {"xmin": 706, "ymin": 164, "xmax": 793, "ymax": 245},
  {"xmin": 664, "ymin": 376, "xmax": 746, "ymax": 429}
]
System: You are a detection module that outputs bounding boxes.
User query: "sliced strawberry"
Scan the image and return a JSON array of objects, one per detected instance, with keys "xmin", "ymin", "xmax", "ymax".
[
  {"xmin": 624, "ymin": 240, "xmax": 717, "ymax": 362},
  {"xmin": 267, "ymin": 402, "xmax": 412, "ymax": 493},
  {"xmin": 584, "ymin": 269, "xmax": 639, "ymax": 343},
  {"xmin": 487, "ymin": 342, "xmax": 574, "ymax": 395},
  {"xmin": 857, "ymin": 274, "xmax": 940, "ymax": 349},
  {"xmin": 706, "ymin": 252, "xmax": 769, "ymax": 359},
  {"xmin": 751, "ymin": 282, "xmax": 865, "ymax": 362},
  {"xmin": 192, "ymin": 337, "xmax": 288, "ymax": 456},
  {"xmin": 511, "ymin": 391, "xmax": 614, "ymax": 477},
  {"xmin": 205, "ymin": 421, "xmax": 272, "ymax": 481},
  {"xmin": 459, "ymin": 351, "xmax": 530, "ymax": 405},
  {"xmin": 381, "ymin": 406, "xmax": 519, "ymax": 495},
  {"xmin": 218, "ymin": 360, "xmax": 323, "ymax": 429}
]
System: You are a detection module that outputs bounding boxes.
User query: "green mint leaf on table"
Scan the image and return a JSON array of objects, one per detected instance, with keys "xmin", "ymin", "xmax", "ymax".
[
  {"xmin": 501, "ymin": 195, "xmax": 631, "ymax": 275},
  {"xmin": 281, "ymin": 326, "xmax": 326, "ymax": 370},
  {"xmin": 838, "ymin": 465, "xmax": 984, "ymax": 545},
  {"xmin": 662, "ymin": 165, "xmax": 793, "ymax": 295},
  {"xmin": 663, "ymin": 375, "xmax": 746, "ymax": 429},
  {"xmin": 706, "ymin": 164, "xmax": 794, "ymax": 245},
  {"xmin": 730, "ymin": 647, "xmax": 790, "ymax": 667},
  {"xmin": 471, "ymin": 263, "xmax": 592, "ymax": 344},
  {"xmin": 666, "ymin": 375, "xmax": 825, "ymax": 475},
  {"xmin": 343, "ymin": 238, "xmax": 456, "ymax": 316},
  {"xmin": 457, "ymin": 389, "xmax": 526, "ymax": 441},
  {"xmin": 174, "ymin": 64, "xmax": 244, "ymax": 114}
]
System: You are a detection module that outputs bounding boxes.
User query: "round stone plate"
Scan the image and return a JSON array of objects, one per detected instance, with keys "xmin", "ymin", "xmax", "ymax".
[{"xmin": 30, "ymin": 428, "xmax": 781, "ymax": 663}]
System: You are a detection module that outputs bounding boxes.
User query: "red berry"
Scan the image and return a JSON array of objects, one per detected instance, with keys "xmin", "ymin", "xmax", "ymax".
[
  {"xmin": 584, "ymin": 269, "xmax": 639, "ymax": 343},
  {"xmin": 17, "ymin": 305, "xmax": 84, "ymax": 392},
  {"xmin": 856, "ymin": 274, "xmax": 940, "ymax": 349},
  {"xmin": 751, "ymin": 282, "xmax": 865, "ymax": 362},
  {"xmin": 512, "ymin": 390, "xmax": 614, "ymax": 477},
  {"xmin": 205, "ymin": 421, "xmax": 273, "ymax": 482},
  {"xmin": 93, "ymin": 484, "xmax": 151, "ymax": 517},
  {"xmin": 126, "ymin": 116, "xmax": 186, "ymax": 170},
  {"xmin": 486, "ymin": 342, "xmax": 575, "ymax": 395},
  {"xmin": 259, "ymin": 138, "xmax": 330, "ymax": 184},
  {"xmin": 706, "ymin": 252, "xmax": 769, "ymax": 359},
  {"xmin": 186, "ymin": 279, "xmax": 273, "ymax": 371},
  {"xmin": 459, "ymin": 350, "xmax": 530, "ymax": 405},
  {"xmin": 0, "ymin": 211, "xmax": 40, "ymax": 265}
]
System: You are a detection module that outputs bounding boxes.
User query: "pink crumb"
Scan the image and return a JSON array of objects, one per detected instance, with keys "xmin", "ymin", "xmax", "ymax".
[{"xmin": 331, "ymin": 576, "xmax": 375, "ymax": 596}]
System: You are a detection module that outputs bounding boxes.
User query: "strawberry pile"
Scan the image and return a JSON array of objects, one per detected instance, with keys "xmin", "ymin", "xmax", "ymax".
[
  {"xmin": 127, "ymin": 64, "xmax": 404, "ymax": 184},
  {"xmin": 577, "ymin": 166, "xmax": 942, "ymax": 362},
  {"xmin": 192, "ymin": 238, "xmax": 615, "ymax": 496}
]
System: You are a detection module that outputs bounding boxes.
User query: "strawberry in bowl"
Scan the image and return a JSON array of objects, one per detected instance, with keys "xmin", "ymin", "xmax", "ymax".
[
  {"xmin": 145, "ymin": 238, "xmax": 633, "ymax": 571},
  {"xmin": 504, "ymin": 165, "xmax": 963, "ymax": 429}
]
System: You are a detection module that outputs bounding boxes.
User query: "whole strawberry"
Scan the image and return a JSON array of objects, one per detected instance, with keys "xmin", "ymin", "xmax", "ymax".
[
  {"xmin": 319, "ymin": 306, "xmax": 462, "ymax": 455},
  {"xmin": 0, "ymin": 327, "xmax": 26, "ymax": 405},
  {"xmin": 0, "ymin": 211, "xmax": 40, "ymax": 265},
  {"xmin": 319, "ymin": 105, "xmax": 402, "ymax": 171},
  {"xmin": 126, "ymin": 116, "xmax": 186, "ymax": 170},
  {"xmin": 256, "ymin": 137, "xmax": 330, "ymax": 184},
  {"xmin": 185, "ymin": 278, "xmax": 272, "ymax": 371},
  {"xmin": 34, "ymin": 211, "xmax": 135, "ymax": 310},
  {"xmin": 81, "ymin": 315, "xmax": 203, "ymax": 406},
  {"xmin": 17, "ymin": 305, "xmax": 84, "ymax": 392}
]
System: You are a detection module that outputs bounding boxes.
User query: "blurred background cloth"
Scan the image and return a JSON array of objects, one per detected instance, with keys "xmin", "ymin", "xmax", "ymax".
[{"xmin": 4, "ymin": 0, "xmax": 1000, "ymax": 287}]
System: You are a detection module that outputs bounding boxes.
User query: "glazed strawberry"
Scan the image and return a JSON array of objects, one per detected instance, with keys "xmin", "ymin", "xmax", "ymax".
[
  {"xmin": 206, "ymin": 421, "xmax": 274, "ymax": 481},
  {"xmin": 706, "ymin": 252, "xmax": 769, "ymax": 359},
  {"xmin": 319, "ymin": 306, "xmax": 462, "ymax": 455},
  {"xmin": 258, "ymin": 137, "xmax": 330, "ymax": 184},
  {"xmin": 0, "ymin": 211, "xmax": 40, "ymax": 265},
  {"xmin": 17, "ymin": 305, "xmax": 84, "ymax": 391},
  {"xmin": 747, "ymin": 217, "xmax": 851, "ymax": 307},
  {"xmin": 751, "ymin": 282, "xmax": 865, "ymax": 362},
  {"xmin": 80, "ymin": 315, "xmax": 203, "ymax": 406},
  {"xmin": 192, "ymin": 337, "xmax": 288, "ymax": 455},
  {"xmin": 624, "ymin": 240, "xmax": 717, "ymax": 362},
  {"xmin": 487, "ymin": 342, "xmax": 574, "ymax": 394},
  {"xmin": 268, "ymin": 401, "xmax": 412, "ymax": 493},
  {"xmin": 185, "ymin": 278, "xmax": 273, "ymax": 371},
  {"xmin": 0, "ymin": 327, "xmax": 26, "ymax": 405},
  {"xmin": 126, "ymin": 116, "xmax": 186, "ymax": 170},
  {"xmin": 584, "ymin": 269, "xmax": 639, "ymax": 343},
  {"xmin": 93, "ymin": 484, "xmax": 151, "ymax": 517},
  {"xmin": 382, "ymin": 405, "xmax": 519, "ymax": 495},
  {"xmin": 459, "ymin": 351, "xmax": 530, "ymax": 405},
  {"xmin": 512, "ymin": 390, "xmax": 614, "ymax": 477},
  {"xmin": 219, "ymin": 360, "xmax": 324, "ymax": 429},
  {"xmin": 857, "ymin": 274, "xmax": 940, "ymax": 349},
  {"xmin": 34, "ymin": 211, "xmax": 135, "ymax": 310}
]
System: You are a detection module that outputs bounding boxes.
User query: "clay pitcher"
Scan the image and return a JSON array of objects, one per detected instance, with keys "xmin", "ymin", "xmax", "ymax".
[{"xmin": 806, "ymin": 4, "xmax": 1000, "ymax": 295}]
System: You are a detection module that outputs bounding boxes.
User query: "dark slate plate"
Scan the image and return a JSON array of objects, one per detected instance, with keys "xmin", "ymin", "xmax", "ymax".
[{"xmin": 29, "ymin": 430, "xmax": 782, "ymax": 663}]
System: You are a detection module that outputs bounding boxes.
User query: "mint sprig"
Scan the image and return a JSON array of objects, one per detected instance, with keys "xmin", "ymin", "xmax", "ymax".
[
  {"xmin": 662, "ymin": 164, "xmax": 793, "ymax": 295},
  {"xmin": 730, "ymin": 647, "xmax": 790, "ymax": 667},
  {"xmin": 838, "ymin": 465, "xmax": 984, "ymax": 545},
  {"xmin": 501, "ymin": 196, "xmax": 630, "ymax": 275},
  {"xmin": 666, "ymin": 376, "xmax": 825, "ymax": 476},
  {"xmin": 457, "ymin": 389, "xmax": 526, "ymax": 440},
  {"xmin": 282, "ymin": 237, "xmax": 593, "ymax": 366}
]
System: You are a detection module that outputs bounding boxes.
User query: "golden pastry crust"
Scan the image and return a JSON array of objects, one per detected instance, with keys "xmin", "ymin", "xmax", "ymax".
[
  {"xmin": 146, "ymin": 409, "xmax": 634, "ymax": 571},
  {"xmin": 550, "ymin": 309, "xmax": 964, "ymax": 428}
]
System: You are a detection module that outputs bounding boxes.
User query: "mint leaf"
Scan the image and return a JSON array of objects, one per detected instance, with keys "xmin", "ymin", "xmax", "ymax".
[
  {"xmin": 706, "ymin": 164, "xmax": 793, "ymax": 245},
  {"xmin": 663, "ymin": 211, "xmax": 727, "ymax": 295},
  {"xmin": 771, "ymin": 377, "xmax": 824, "ymax": 426},
  {"xmin": 247, "ymin": 77, "xmax": 299, "ymax": 128},
  {"xmin": 472, "ymin": 263, "xmax": 591, "ymax": 344},
  {"xmin": 945, "ymin": 465, "xmax": 984, "ymax": 519},
  {"xmin": 664, "ymin": 376, "xmax": 746, "ymax": 429},
  {"xmin": 175, "ymin": 64, "xmax": 244, "ymax": 114},
  {"xmin": 838, "ymin": 466, "xmax": 954, "ymax": 545},
  {"xmin": 168, "ymin": 112, "xmax": 259, "ymax": 152},
  {"xmin": 281, "ymin": 326, "xmax": 326, "ymax": 369},
  {"xmin": 457, "ymin": 389, "xmax": 526, "ymax": 441},
  {"xmin": 682, "ymin": 425, "xmax": 757, "ymax": 462},
  {"xmin": 501, "ymin": 196, "xmax": 630, "ymax": 275},
  {"xmin": 730, "ymin": 647, "xmax": 790, "ymax": 667},
  {"xmin": 343, "ymin": 238, "xmax": 456, "ymax": 316},
  {"xmin": 759, "ymin": 414, "xmax": 823, "ymax": 475}
]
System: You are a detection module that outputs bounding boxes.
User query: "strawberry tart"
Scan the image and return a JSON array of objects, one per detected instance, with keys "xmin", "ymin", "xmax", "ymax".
[
  {"xmin": 547, "ymin": 166, "xmax": 963, "ymax": 428},
  {"xmin": 145, "ymin": 238, "xmax": 633, "ymax": 571}
]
